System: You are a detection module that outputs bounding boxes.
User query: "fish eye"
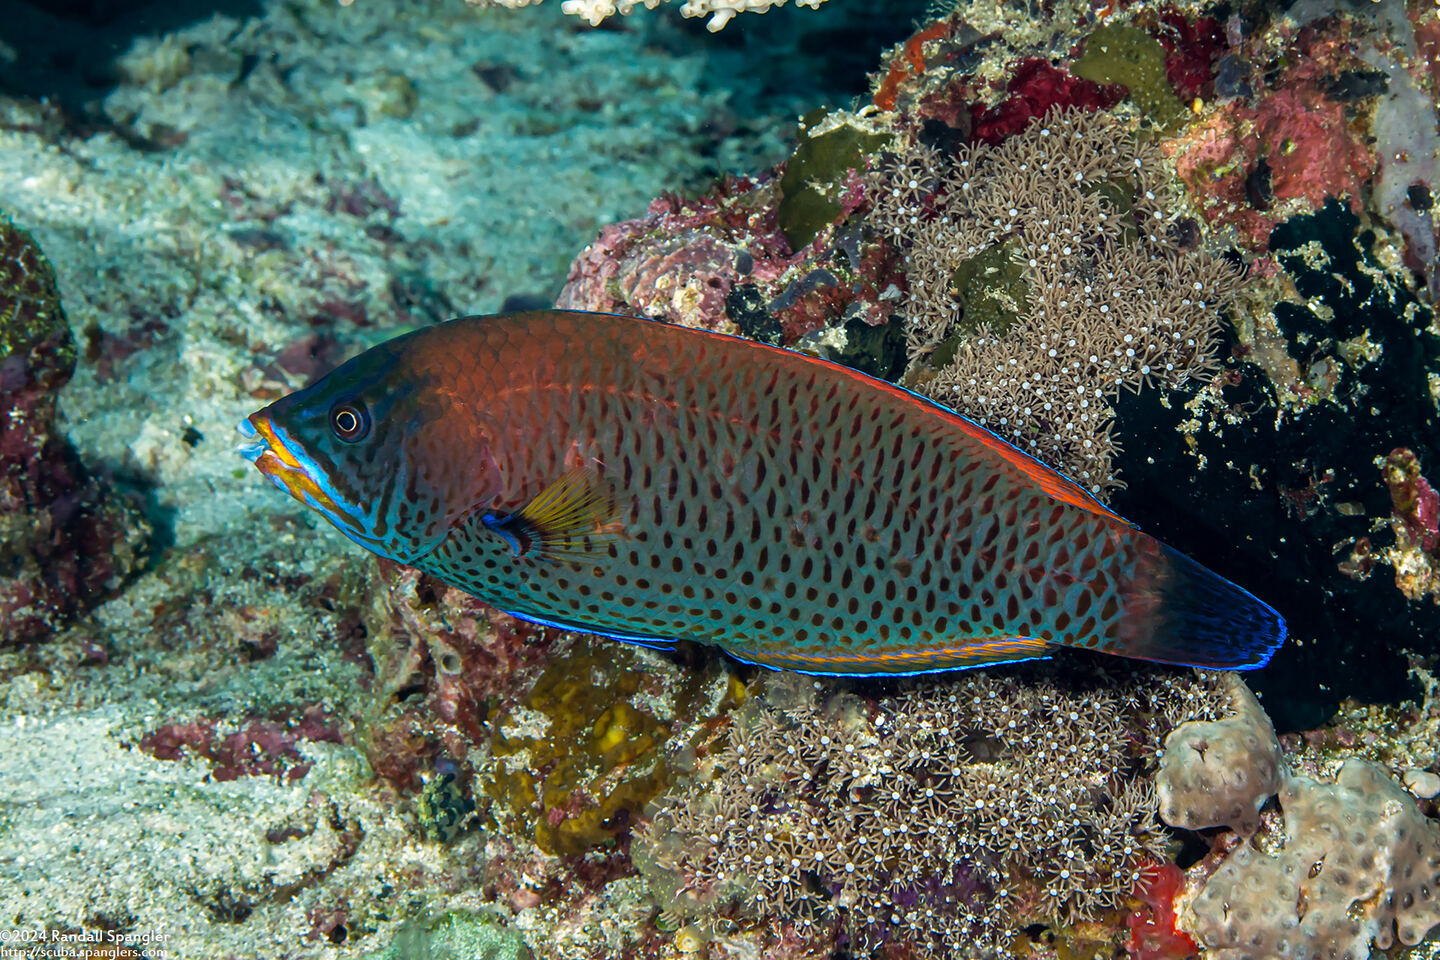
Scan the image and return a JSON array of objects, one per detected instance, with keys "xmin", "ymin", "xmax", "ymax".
[{"xmin": 330, "ymin": 401, "xmax": 370, "ymax": 442}]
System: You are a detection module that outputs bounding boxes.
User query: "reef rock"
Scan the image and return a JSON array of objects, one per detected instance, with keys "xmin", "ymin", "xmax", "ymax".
[
  {"xmin": 1185, "ymin": 759, "xmax": 1440, "ymax": 958},
  {"xmin": 1157, "ymin": 674, "xmax": 1283, "ymax": 836},
  {"xmin": 0, "ymin": 211, "xmax": 147, "ymax": 644}
]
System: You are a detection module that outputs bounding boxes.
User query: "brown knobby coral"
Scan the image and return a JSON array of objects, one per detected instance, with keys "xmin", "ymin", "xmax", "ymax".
[
  {"xmin": 875, "ymin": 107, "xmax": 1241, "ymax": 495},
  {"xmin": 1156, "ymin": 674, "xmax": 1282, "ymax": 836},
  {"xmin": 1187, "ymin": 759, "xmax": 1440, "ymax": 959}
]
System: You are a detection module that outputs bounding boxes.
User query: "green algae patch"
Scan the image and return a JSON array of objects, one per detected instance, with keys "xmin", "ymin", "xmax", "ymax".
[
  {"xmin": 1082, "ymin": 176, "xmax": 1141, "ymax": 244},
  {"xmin": 778, "ymin": 110, "xmax": 888, "ymax": 251},
  {"xmin": 1072, "ymin": 25, "xmax": 1189, "ymax": 131},
  {"xmin": 0, "ymin": 211, "xmax": 76, "ymax": 388},
  {"xmin": 949, "ymin": 237, "xmax": 1030, "ymax": 336},
  {"xmin": 482, "ymin": 639, "xmax": 726, "ymax": 856}
]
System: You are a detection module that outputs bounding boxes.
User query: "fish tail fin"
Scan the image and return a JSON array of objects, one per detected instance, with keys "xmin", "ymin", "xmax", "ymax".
[{"xmin": 1114, "ymin": 537, "xmax": 1285, "ymax": 671}]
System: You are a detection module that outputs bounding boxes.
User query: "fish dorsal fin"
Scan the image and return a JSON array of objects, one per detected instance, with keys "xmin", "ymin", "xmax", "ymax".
[
  {"xmin": 482, "ymin": 468, "xmax": 623, "ymax": 561},
  {"xmin": 857, "ymin": 377, "xmax": 1132, "ymax": 526}
]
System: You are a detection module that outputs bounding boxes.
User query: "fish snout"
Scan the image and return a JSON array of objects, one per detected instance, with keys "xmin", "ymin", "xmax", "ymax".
[{"xmin": 235, "ymin": 416, "xmax": 268, "ymax": 463}]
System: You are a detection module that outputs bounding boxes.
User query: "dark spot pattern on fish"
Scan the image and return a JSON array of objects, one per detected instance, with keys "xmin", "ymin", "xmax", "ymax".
[{"xmin": 244, "ymin": 310, "xmax": 1286, "ymax": 676}]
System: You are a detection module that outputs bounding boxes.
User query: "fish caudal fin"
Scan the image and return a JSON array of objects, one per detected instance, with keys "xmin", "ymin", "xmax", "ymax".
[{"xmin": 1117, "ymin": 538, "xmax": 1286, "ymax": 671}]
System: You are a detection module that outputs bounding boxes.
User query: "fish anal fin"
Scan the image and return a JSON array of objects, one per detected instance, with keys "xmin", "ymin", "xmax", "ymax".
[
  {"xmin": 486, "ymin": 468, "xmax": 623, "ymax": 561},
  {"xmin": 723, "ymin": 636, "xmax": 1053, "ymax": 677}
]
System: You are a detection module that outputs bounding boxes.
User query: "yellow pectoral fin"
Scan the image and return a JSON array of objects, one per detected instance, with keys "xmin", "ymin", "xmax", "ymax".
[{"xmin": 487, "ymin": 469, "xmax": 623, "ymax": 561}]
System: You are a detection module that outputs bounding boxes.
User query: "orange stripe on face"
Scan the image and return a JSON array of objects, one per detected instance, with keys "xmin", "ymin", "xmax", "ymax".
[{"xmin": 249, "ymin": 415, "xmax": 360, "ymax": 535}]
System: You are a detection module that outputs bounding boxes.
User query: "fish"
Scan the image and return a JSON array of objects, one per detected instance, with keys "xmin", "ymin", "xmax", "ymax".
[{"xmin": 239, "ymin": 309, "xmax": 1285, "ymax": 676}]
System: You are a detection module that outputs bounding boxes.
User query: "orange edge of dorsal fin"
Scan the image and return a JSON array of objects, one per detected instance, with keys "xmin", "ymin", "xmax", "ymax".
[{"xmin": 608, "ymin": 313, "xmax": 1135, "ymax": 529}]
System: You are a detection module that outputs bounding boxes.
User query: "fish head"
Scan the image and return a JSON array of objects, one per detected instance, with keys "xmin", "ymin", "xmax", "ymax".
[{"xmin": 239, "ymin": 328, "xmax": 502, "ymax": 565}]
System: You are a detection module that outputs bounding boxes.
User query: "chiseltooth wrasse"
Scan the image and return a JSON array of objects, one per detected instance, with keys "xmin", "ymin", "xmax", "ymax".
[{"xmin": 239, "ymin": 310, "xmax": 1285, "ymax": 676}]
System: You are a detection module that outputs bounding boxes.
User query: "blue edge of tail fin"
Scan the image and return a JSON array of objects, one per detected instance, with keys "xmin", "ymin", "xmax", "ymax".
[{"xmin": 1149, "ymin": 542, "xmax": 1287, "ymax": 672}]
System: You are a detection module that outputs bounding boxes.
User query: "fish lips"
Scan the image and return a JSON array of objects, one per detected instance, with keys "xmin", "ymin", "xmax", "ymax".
[
  {"xmin": 236, "ymin": 414, "xmax": 369, "ymax": 541},
  {"xmin": 235, "ymin": 416, "xmax": 269, "ymax": 464},
  {"xmin": 236, "ymin": 413, "xmax": 296, "ymax": 494}
]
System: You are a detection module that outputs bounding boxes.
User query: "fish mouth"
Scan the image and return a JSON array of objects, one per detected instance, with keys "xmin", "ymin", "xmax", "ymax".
[
  {"xmin": 237, "ymin": 413, "xmax": 305, "ymax": 493},
  {"xmin": 236, "ymin": 413, "xmax": 370, "ymax": 541},
  {"xmin": 236, "ymin": 416, "xmax": 268, "ymax": 463}
]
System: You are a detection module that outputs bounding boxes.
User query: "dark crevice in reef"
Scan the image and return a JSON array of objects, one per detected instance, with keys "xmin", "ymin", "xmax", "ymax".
[
  {"xmin": 1112, "ymin": 201, "xmax": 1440, "ymax": 733},
  {"xmin": 655, "ymin": 0, "xmax": 930, "ymax": 111},
  {"xmin": 0, "ymin": 0, "xmax": 263, "ymax": 114}
]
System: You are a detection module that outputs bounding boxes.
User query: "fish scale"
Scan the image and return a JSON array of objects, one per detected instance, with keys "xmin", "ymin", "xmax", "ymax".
[
  {"xmin": 244, "ymin": 310, "xmax": 1285, "ymax": 675},
  {"xmin": 426, "ymin": 316, "xmax": 1111, "ymax": 669}
]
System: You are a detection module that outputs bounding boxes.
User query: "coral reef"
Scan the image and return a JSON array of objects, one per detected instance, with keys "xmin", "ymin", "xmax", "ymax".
[
  {"xmin": 480, "ymin": 636, "xmax": 736, "ymax": 857},
  {"xmin": 1165, "ymin": 19, "xmax": 1378, "ymax": 249},
  {"xmin": 1186, "ymin": 759, "xmax": 1440, "ymax": 958},
  {"xmin": 140, "ymin": 708, "xmax": 343, "ymax": 783},
  {"xmin": 1363, "ymin": 44, "xmax": 1440, "ymax": 301},
  {"xmin": 3, "ymin": 0, "xmax": 1440, "ymax": 956},
  {"xmin": 1365, "ymin": 447, "xmax": 1440, "ymax": 603},
  {"xmin": 1156, "ymin": 676, "xmax": 1281, "ymax": 835},
  {"xmin": 1116, "ymin": 200, "xmax": 1439, "ymax": 726},
  {"xmin": 875, "ymin": 106, "xmax": 1239, "ymax": 494},
  {"xmin": 778, "ymin": 110, "xmax": 889, "ymax": 251},
  {"xmin": 0, "ymin": 210, "xmax": 148, "ymax": 645},
  {"xmin": 636, "ymin": 664, "xmax": 1229, "ymax": 957},
  {"xmin": 547, "ymin": 2, "xmax": 1440, "ymax": 948},
  {"xmin": 1071, "ymin": 24, "xmax": 1189, "ymax": 131},
  {"xmin": 0, "ymin": 2, "xmax": 820, "ymax": 955},
  {"xmin": 1138, "ymin": 661, "xmax": 1440, "ymax": 960},
  {"xmin": 471, "ymin": 0, "xmax": 829, "ymax": 32},
  {"xmin": 358, "ymin": 563, "xmax": 554, "ymax": 789},
  {"xmin": 1126, "ymin": 861, "xmax": 1198, "ymax": 960}
]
